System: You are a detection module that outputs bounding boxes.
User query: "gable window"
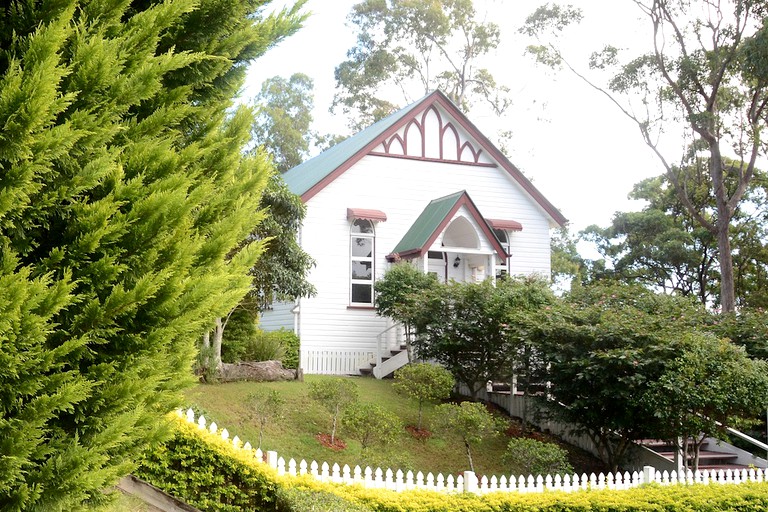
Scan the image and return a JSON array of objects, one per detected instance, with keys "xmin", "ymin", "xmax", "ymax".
[
  {"xmin": 350, "ymin": 219, "xmax": 375, "ymax": 305},
  {"xmin": 494, "ymin": 229, "xmax": 510, "ymax": 280}
]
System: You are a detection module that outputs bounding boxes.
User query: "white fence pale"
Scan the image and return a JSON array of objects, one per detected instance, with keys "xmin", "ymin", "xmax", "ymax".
[
  {"xmin": 302, "ymin": 350, "xmax": 375, "ymax": 375},
  {"xmin": 177, "ymin": 408, "xmax": 768, "ymax": 495}
]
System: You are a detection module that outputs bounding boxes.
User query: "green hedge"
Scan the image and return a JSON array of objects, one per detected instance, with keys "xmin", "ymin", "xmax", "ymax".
[
  {"xmin": 137, "ymin": 416, "xmax": 768, "ymax": 512},
  {"xmin": 135, "ymin": 420, "xmax": 277, "ymax": 512}
]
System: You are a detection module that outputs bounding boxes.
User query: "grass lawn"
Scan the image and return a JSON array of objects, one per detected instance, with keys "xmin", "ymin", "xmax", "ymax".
[
  {"xmin": 94, "ymin": 491, "xmax": 156, "ymax": 512},
  {"xmin": 184, "ymin": 375, "xmax": 604, "ymax": 478}
]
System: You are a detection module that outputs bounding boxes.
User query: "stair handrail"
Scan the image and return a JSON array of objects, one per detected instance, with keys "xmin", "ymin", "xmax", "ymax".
[
  {"xmin": 376, "ymin": 322, "xmax": 403, "ymax": 370},
  {"xmin": 723, "ymin": 424, "xmax": 768, "ymax": 452},
  {"xmin": 702, "ymin": 413, "xmax": 768, "ymax": 457}
]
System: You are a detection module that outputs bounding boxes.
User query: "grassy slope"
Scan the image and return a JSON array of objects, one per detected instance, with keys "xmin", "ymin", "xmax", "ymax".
[{"xmin": 184, "ymin": 375, "xmax": 603, "ymax": 478}]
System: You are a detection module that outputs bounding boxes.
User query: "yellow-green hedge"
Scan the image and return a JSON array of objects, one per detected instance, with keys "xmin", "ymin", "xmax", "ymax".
[{"xmin": 137, "ymin": 415, "xmax": 768, "ymax": 512}]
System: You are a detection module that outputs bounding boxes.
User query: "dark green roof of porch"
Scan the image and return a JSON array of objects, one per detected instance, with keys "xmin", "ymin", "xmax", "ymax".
[{"xmin": 390, "ymin": 192, "xmax": 465, "ymax": 256}]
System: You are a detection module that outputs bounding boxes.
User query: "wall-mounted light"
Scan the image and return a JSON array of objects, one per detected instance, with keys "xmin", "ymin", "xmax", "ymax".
[{"xmin": 453, "ymin": 256, "xmax": 461, "ymax": 268}]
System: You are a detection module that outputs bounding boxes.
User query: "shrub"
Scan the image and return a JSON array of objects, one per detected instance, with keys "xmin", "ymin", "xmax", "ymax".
[
  {"xmin": 393, "ymin": 363, "xmax": 454, "ymax": 430},
  {"xmin": 343, "ymin": 403, "xmax": 402, "ymax": 451},
  {"xmin": 433, "ymin": 401, "xmax": 499, "ymax": 473},
  {"xmin": 135, "ymin": 420, "xmax": 277, "ymax": 512},
  {"xmin": 308, "ymin": 378, "xmax": 359, "ymax": 445},
  {"xmin": 221, "ymin": 308, "xmax": 260, "ymax": 363},
  {"xmin": 249, "ymin": 389, "xmax": 285, "ymax": 450},
  {"xmin": 275, "ymin": 486, "xmax": 374, "ymax": 512},
  {"xmin": 503, "ymin": 437, "xmax": 574, "ymax": 477},
  {"xmin": 224, "ymin": 327, "xmax": 299, "ymax": 367},
  {"xmin": 273, "ymin": 329, "xmax": 300, "ymax": 369}
]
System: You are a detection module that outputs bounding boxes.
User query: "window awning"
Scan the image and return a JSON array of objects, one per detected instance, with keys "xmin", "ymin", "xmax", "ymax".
[
  {"xmin": 347, "ymin": 208, "xmax": 387, "ymax": 222},
  {"xmin": 486, "ymin": 218, "xmax": 523, "ymax": 231}
]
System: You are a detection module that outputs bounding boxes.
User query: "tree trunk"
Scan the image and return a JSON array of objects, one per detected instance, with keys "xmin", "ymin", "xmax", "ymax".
[
  {"xmin": 212, "ymin": 316, "xmax": 224, "ymax": 370},
  {"xmin": 716, "ymin": 216, "xmax": 736, "ymax": 312},
  {"xmin": 331, "ymin": 404, "xmax": 339, "ymax": 445},
  {"xmin": 710, "ymin": 148, "xmax": 736, "ymax": 312},
  {"xmin": 464, "ymin": 440, "xmax": 475, "ymax": 473},
  {"xmin": 201, "ymin": 330, "xmax": 211, "ymax": 370}
]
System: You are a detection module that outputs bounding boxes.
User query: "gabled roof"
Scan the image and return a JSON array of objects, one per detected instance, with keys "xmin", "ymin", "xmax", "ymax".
[
  {"xmin": 283, "ymin": 90, "xmax": 567, "ymax": 227},
  {"xmin": 389, "ymin": 191, "xmax": 507, "ymax": 260},
  {"xmin": 282, "ymin": 96, "xmax": 427, "ymax": 197}
]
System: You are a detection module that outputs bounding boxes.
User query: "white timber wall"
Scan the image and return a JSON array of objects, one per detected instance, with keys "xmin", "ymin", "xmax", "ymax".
[
  {"xmin": 298, "ymin": 147, "xmax": 554, "ymax": 374},
  {"xmin": 259, "ymin": 301, "xmax": 294, "ymax": 332}
]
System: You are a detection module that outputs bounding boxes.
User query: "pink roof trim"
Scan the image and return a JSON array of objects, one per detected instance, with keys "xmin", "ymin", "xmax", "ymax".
[
  {"xmin": 487, "ymin": 218, "xmax": 523, "ymax": 231},
  {"xmin": 347, "ymin": 208, "xmax": 387, "ymax": 222}
]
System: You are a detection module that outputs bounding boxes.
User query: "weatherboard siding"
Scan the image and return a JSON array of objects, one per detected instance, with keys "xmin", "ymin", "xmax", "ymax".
[
  {"xmin": 292, "ymin": 153, "xmax": 552, "ymax": 374},
  {"xmin": 259, "ymin": 301, "xmax": 294, "ymax": 332}
]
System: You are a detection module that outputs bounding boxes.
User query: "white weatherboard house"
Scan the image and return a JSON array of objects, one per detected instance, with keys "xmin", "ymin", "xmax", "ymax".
[{"xmin": 261, "ymin": 90, "xmax": 567, "ymax": 377}]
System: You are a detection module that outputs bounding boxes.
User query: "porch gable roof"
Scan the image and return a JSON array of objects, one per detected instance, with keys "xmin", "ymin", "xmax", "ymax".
[{"xmin": 388, "ymin": 191, "xmax": 507, "ymax": 261}]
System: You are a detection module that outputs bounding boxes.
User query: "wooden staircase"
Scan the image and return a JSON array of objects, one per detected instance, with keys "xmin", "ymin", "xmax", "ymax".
[
  {"xmin": 359, "ymin": 344, "xmax": 408, "ymax": 378},
  {"xmin": 639, "ymin": 438, "xmax": 756, "ymax": 471}
]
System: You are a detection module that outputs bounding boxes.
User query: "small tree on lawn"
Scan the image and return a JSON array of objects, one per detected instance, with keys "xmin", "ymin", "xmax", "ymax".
[
  {"xmin": 433, "ymin": 402, "xmax": 498, "ymax": 472},
  {"xmin": 308, "ymin": 379, "xmax": 359, "ymax": 445},
  {"xmin": 343, "ymin": 403, "xmax": 402, "ymax": 452},
  {"xmin": 393, "ymin": 363, "xmax": 454, "ymax": 431},
  {"xmin": 248, "ymin": 390, "xmax": 285, "ymax": 450}
]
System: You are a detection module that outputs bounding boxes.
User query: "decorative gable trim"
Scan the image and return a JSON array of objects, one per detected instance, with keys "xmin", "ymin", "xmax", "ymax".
[
  {"xmin": 291, "ymin": 90, "xmax": 567, "ymax": 227},
  {"xmin": 370, "ymin": 104, "xmax": 495, "ymax": 167}
]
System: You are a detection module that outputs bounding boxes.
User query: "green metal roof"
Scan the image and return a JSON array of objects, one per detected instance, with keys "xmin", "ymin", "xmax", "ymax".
[
  {"xmin": 391, "ymin": 192, "xmax": 466, "ymax": 256},
  {"xmin": 282, "ymin": 94, "xmax": 432, "ymax": 197}
]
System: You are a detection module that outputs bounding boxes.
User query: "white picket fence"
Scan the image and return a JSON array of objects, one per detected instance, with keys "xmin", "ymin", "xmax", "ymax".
[{"xmin": 177, "ymin": 408, "xmax": 768, "ymax": 494}]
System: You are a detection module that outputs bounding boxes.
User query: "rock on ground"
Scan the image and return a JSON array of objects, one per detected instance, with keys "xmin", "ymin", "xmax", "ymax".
[{"xmin": 218, "ymin": 360, "xmax": 297, "ymax": 382}]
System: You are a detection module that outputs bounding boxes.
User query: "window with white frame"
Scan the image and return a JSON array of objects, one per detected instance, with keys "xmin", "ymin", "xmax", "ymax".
[
  {"xmin": 494, "ymin": 229, "xmax": 510, "ymax": 280},
  {"xmin": 350, "ymin": 219, "xmax": 375, "ymax": 305}
]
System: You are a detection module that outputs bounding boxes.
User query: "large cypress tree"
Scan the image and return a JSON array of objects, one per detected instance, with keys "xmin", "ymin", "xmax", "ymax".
[{"xmin": 0, "ymin": 0, "xmax": 305, "ymax": 509}]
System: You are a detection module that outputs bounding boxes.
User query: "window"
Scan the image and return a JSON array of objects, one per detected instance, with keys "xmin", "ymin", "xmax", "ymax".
[
  {"xmin": 494, "ymin": 229, "xmax": 510, "ymax": 280},
  {"xmin": 350, "ymin": 219, "xmax": 375, "ymax": 305}
]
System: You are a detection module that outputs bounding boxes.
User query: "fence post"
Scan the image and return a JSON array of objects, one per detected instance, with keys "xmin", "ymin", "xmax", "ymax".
[
  {"xmin": 267, "ymin": 451, "xmax": 278, "ymax": 469},
  {"xmin": 643, "ymin": 466, "xmax": 656, "ymax": 485},
  {"xmin": 463, "ymin": 471, "xmax": 478, "ymax": 493}
]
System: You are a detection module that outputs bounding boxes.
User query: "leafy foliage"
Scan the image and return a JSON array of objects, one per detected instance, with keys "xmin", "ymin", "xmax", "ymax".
[
  {"xmin": 249, "ymin": 389, "xmax": 285, "ymax": 450},
  {"xmin": 433, "ymin": 401, "xmax": 499, "ymax": 472},
  {"xmin": 251, "ymin": 73, "xmax": 316, "ymax": 173},
  {"xmin": 582, "ymin": 165, "xmax": 768, "ymax": 308},
  {"xmin": 333, "ymin": 0, "xmax": 510, "ymax": 129},
  {"xmin": 249, "ymin": 172, "xmax": 316, "ymax": 311},
  {"xmin": 343, "ymin": 402, "xmax": 402, "ymax": 451},
  {"xmin": 540, "ymin": 281, "xmax": 710, "ymax": 471},
  {"xmin": 642, "ymin": 332, "xmax": 768, "ymax": 471},
  {"xmin": 522, "ymin": 0, "xmax": 768, "ymax": 312},
  {"xmin": 412, "ymin": 277, "xmax": 557, "ymax": 399},
  {"xmin": 0, "ymin": 0, "xmax": 305, "ymax": 508},
  {"xmin": 503, "ymin": 438, "xmax": 573, "ymax": 478},
  {"xmin": 709, "ymin": 308, "xmax": 768, "ymax": 360},
  {"xmin": 136, "ymin": 419, "xmax": 277, "ymax": 512},
  {"xmin": 308, "ymin": 378, "xmax": 360, "ymax": 445},
  {"xmin": 393, "ymin": 363, "xmax": 454, "ymax": 430}
]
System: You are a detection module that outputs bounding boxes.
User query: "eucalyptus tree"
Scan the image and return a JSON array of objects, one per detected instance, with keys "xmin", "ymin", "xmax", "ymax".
[
  {"xmin": 333, "ymin": 0, "xmax": 511, "ymax": 129},
  {"xmin": 522, "ymin": 0, "xmax": 768, "ymax": 312}
]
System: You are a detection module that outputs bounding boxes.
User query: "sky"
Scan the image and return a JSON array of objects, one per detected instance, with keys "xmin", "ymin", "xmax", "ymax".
[{"xmin": 241, "ymin": 0, "xmax": 669, "ymax": 236}]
